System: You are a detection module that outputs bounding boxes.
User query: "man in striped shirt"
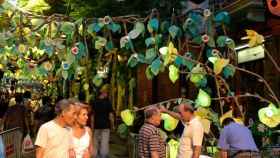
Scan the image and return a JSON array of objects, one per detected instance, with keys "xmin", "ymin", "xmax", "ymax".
[{"xmin": 138, "ymin": 106, "xmax": 166, "ymax": 158}]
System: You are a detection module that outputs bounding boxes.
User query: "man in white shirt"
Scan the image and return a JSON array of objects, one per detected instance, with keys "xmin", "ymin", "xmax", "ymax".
[
  {"xmin": 160, "ymin": 103, "xmax": 204, "ymax": 158},
  {"xmin": 35, "ymin": 99, "xmax": 78, "ymax": 158}
]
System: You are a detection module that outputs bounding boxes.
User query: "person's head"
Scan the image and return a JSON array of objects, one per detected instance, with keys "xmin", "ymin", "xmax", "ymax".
[
  {"xmin": 55, "ymin": 99, "xmax": 77, "ymax": 127},
  {"xmin": 178, "ymin": 103, "xmax": 194, "ymax": 122},
  {"xmin": 99, "ymin": 84, "xmax": 109, "ymax": 99},
  {"xmin": 144, "ymin": 106, "xmax": 161, "ymax": 126},
  {"xmin": 74, "ymin": 102, "xmax": 90, "ymax": 127},
  {"xmin": 222, "ymin": 117, "xmax": 235, "ymax": 127}
]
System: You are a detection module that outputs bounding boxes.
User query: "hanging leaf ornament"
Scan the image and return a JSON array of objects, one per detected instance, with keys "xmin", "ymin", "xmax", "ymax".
[
  {"xmin": 208, "ymin": 57, "xmax": 230, "ymax": 75},
  {"xmin": 195, "ymin": 89, "xmax": 211, "ymax": 108},
  {"xmin": 121, "ymin": 109, "xmax": 135, "ymax": 126},
  {"xmin": 169, "ymin": 65, "xmax": 179, "ymax": 83},
  {"xmin": 258, "ymin": 103, "xmax": 280, "ymax": 128},
  {"xmin": 161, "ymin": 113, "xmax": 179, "ymax": 132},
  {"xmin": 241, "ymin": 30, "xmax": 264, "ymax": 47},
  {"xmin": 160, "ymin": 42, "xmax": 178, "ymax": 66}
]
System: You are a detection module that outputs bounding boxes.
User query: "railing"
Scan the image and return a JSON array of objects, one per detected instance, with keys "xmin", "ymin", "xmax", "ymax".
[
  {"xmin": 210, "ymin": 0, "xmax": 264, "ymax": 13},
  {"xmin": 0, "ymin": 128, "xmax": 23, "ymax": 158}
]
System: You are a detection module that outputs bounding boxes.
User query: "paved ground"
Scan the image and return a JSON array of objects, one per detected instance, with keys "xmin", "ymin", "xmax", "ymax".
[{"xmin": 22, "ymin": 132, "xmax": 129, "ymax": 158}]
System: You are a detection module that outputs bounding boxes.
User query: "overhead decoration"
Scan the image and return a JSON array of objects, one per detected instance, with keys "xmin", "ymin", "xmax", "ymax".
[
  {"xmin": 121, "ymin": 109, "xmax": 135, "ymax": 126},
  {"xmin": 195, "ymin": 89, "xmax": 211, "ymax": 108},
  {"xmin": 241, "ymin": 30, "xmax": 264, "ymax": 47},
  {"xmin": 258, "ymin": 103, "xmax": 280, "ymax": 128},
  {"xmin": 161, "ymin": 113, "xmax": 179, "ymax": 132}
]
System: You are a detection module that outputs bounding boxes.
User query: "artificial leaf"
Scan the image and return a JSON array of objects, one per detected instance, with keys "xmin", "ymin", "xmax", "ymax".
[
  {"xmin": 160, "ymin": 21, "xmax": 170, "ymax": 33},
  {"xmin": 215, "ymin": 11, "xmax": 230, "ymax": 25},
  {"xmin": 207, "ymin": 36, "xmax": 216, "ymax": 47},
  {"xmin": 145, "ymin": 37, "xmax": 155, "ymax": 47},
  {"xmin": 108, "ymin": 23, "xmax": 121, "ymax": 33},
  {"xmin": 209, "ymin": 57, "xmax": 229, "ymax": 75},
  {"xmin": 17, "ymin": 58, "xmax": 26, "ymax": 68},
  {"xmin": 195, "ymin": 89, "xmax": 211, "ymax": 108},
  {"xmin": 127, "ymin": 54, "xmax": 138, "ymax": 68},
  {"xmin": 135, "ymin": 22, "xmax": 145, "ymax": 34},
  {"xmin": 168, "ymin": 25, "xmax": 180, "ymax": 39},
  {"xmin": 92, "ymin": 75, "xmax": 103, "ymax": 87},
  {"xmin": 62, "ymin": 70, "xmax": 68, "ymax": 80},
  {"xmin": 105, "ymin": 40, "xmax": 114, "ymax": 51},
  {"xmin": 241, "ymin": 30, "xmax": 264, "ymax": 47},
  {"xmin": 60, "ymin": 22, "xmax": 75, "ymax": 35},
  {"xmin": 145, "ymin": 66, "xmax": 154, "ymax": 80},
  {"xmin": 145, "ymin": 48, "xmax": 157, "ymax": 63},
  {"xmin": 148, "ymin": 18, "xmax": 159, "ymax": 33},
  {"xmin": 121, "ymin": 109, "xmax": 135, "ymax": 126},
  {"xmin": 174, "ymin": 56, "xmax": 183, "ymax": 67},
  {"xmin": 217, "ymin": 36, "xmax": 227, "ymax": 47},
  {"xmin": 161, "ymin": 113, "xmax": 179, "ymax": 131},
  {"xmin": 95, "ymin": 37, "xmax": 107, "ymax": 50},
  {"xmin": 23, "ymin": 0, "xmax": 50, "ymax": 13},
  {"xmin": 223, "ymin": 65, "xmax": 235, "ymax": 78},
  {"xmin": 258, "ymin": 103, "xmax": 280, "ymax": 128},
  {"xmin": 190, "ymin": 64, "xmax": 205, "ymax": 84},
  {"xmin": 128, "ymin": 29, "xmax": 140, "ymax": 39},
  {"xmin": 169, "ymin": 65, "xmax": 179, "ymax": 83},
  {"xmin": 87, "ymin": 22, "xmax": 104, "ymax": 34},
  {"xmin": 225, "ymin": 38, "xmax": 235, "ymax": 49},
  {"xmin": 120, "ymin": 36, "xmax": 129, "ymax": 48},
  {"xmin": 151, "ymin": 57, "xmax": 162, "ymax": 76},
  {"xmin": 163, "ymin": 42, "xmax": 178, "ymax": 66}
]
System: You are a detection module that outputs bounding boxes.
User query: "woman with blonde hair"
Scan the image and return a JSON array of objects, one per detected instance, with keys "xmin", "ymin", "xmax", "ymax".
[{"xmin": 71, "ymin": 102, "xmax": 94, "ymax": 158}]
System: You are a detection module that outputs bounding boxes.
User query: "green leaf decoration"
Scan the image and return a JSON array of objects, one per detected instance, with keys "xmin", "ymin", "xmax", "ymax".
[
  {"xmin": 145, "ymin": 37, "xmax": 155, "ymax": 47},
  {"xmin": 135, "ymin": 22, "xmax": 145, "ymax": 35},
  {"xmin": 17, "ymin": 58, "xmax": 26, "ymax": 68},
  {"xmin": 117, "ymin": 123, "xmax": 129, "ymax": 139},
  {"xmin": 209, "ymin": 57, "xmax": 230, "ymax": 75},
  {"xmin": 258, "ymin": 103, "xmax": 280, "ymax": 128},
  {"xmin": 120, "ymin": 36, "xmax": 129, "ymax": 48},
  {"xmin": 31, "ymin": 19, "xmax": 45, "ymax": 28},
  {"xmin": 87, "ymin": 22, "xmax": 104, "ymax": 34},
  {"xmin": 151, "ymin": 57, "xmax": 162, "ymax": 76},
  {"xmin": 145, "ymin": 66, "xmax": 154, "ymax": 80},
  {"xmin": 60, "ymin": 22, "xmax": 75, "ymax": 35},
  {"xmin": 225, "ymin": 38, "xmax": 235, "ymax": 49},
  {"xmin": 169, "ymin": 65, "xmax": 179, "ymax": 83},
  {"xmin": 168, "ymin": 25, "xmax": 180, "ymax": 39},
  {"xmin": 155, "ymin": 34, "xmax": 162, "ymax": 46},
  {"xmin": 62, "ymin": 70, "xmax": 68, "ymax": 80},
  {"xmin": 128, "ymin": 29, "xmax": 140, "ymax": 39},
  {"xmin": 108, "ymin": 23, "xmax": 121, "ymax": 33},
  {"xmin": 23, "ymin": 0, "xmax": 50, "ymax": 13},
  {"xmin": 66, "ymin": 51, "xmax": 75, "ymax": 64},
  {"xmin": 190, "ymin": 64, "xmax": 205, "ymax": 85},
  {"xmin": 121, "ymin": 109, "xmax": 135, "ymax": 126},
  {"xmin": 148, "ymin": 18, "xmax": 159, "ymax": 33},
  {"xmin": 105, "ymin": 40, "xmax": 114, "ymax": 51},
  {"xmin": 161, "ymin": 113, "xmax": 179, "ymax": 131},
  {"xmin": 192, "ymin": 36, "xmax": 202, "ymax": 45},
  {"xmin": 174, "ymin": 56, "xmax": 183, "ymax": 67},
  {"xmin": 92, "ymin": 75, "xmax": 103, "ymax": 87},
  {"xmin": 95, "ymin": 37, "xmax": 107, "ymax": 50},
  {"xmin": 127, "ymin": 54, "xmax": 138, "ymax": 68},
  {"xmin": 160, "ymin": 21, "xmax": 170, "ymax": 33},
  {"xmin": 145, "ymin": 48, "xmax": 157, "ymax": 63},
  {"xmin": 195, "ymin": 89, "xmax": 211, "ymax": 108},
  {"xmin": 183, "ymin": 18, "xmax": 194, "ymax": 31},
  {"xmin": 215, "ymin": 11, "xmax": 230, "ymax": 25},
  {"xmin": 223, "ymin": 65, "xmax": 235, "ymax": 78},
  {"xmin": 217, "ymin": 36, "xmax": 227, "ymax": 47},
  {"xmin": 207, "ymin": 36, "xmax": 216, "ymax": 48}
]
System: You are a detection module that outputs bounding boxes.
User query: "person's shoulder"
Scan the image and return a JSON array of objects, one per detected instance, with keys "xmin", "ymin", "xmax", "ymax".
[
  {"xmin": 140, "ymin": 123, "xmax": 158, "ymax": 134},
  {"xmin": 40, "ymin": 120, "xmax": 55, "ymax": 129}
]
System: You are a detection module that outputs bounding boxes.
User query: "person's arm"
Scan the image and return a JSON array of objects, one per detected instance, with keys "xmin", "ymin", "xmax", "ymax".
[
  {"xmin": 159, "ymin": 105, "xmax": 182, "ymax": 120},
  {"xmin": 220, "ymin": 150, "xmax": 228, "ymax": 158},
  {"xmin": 151, "ymin": 151, "xmax": 160, "ymax": 158},
  {"xmin": 35, "ymin": 126, "xmax": 48, "ymax": 158},
  {"xmin": 109, "ymin": 112, "xmax": 115, "ymax": 130},
  {"xmin": 192, "ymin": 122, "xmax": 204, "ymax": 158},
  {"xmin": 84, "ymin": 127, "xmax": 94, "ymax": 158},
  {"xmin": 36, "ymin": 147, "xmax": 45, "ymax": 158},
  {"xmin": 218, "ymin": 128, "xmax": 229, "ymax": 158}
]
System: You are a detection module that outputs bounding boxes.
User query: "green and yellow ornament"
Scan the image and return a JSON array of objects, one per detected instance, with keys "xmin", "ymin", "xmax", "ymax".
[
  {"xmin": 161, "ymin": 113, "xmax": 179, "ymax": 132},
  {"xmin": 258, "ymin": 103, "xmax": 280, "ymax": 128},
  {"xmin": 121, "ymin": 109, "xmax": 135, "ymax": 126}
]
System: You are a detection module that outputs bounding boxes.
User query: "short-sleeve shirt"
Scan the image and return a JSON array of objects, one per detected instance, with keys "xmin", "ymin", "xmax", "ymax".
[
  {"xmin": 92, "ymin": 99, "xmax": 113, "ymax": 129},
  {"xmin": 177, "ymin": 117, "xmax": 204, "ymax": 158},
  {"xmin": 218, "ymin": 122, "xmax": 258, "ymax": 151},
  {"xmin": 35, "ymin": 121, "xmax": 72, "ymax": 158},
  {"xmin": 138, "ymin": 123, "xmax": 166, "ymax": 158}
]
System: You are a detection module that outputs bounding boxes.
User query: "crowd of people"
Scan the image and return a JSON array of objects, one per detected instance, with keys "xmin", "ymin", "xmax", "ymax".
[{"xmin": 138, "ymin": 104, "xmax": 260, "ymax": 158}]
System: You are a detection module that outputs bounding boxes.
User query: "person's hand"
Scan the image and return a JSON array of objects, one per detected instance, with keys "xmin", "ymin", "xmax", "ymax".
[
  {"xmin": 158, "ymin": 105, "xmax": 167, "ymax": 113},
  {"xmin": 82, "ymin": 149, "xmax": 90, "ymax": 158},
  {"xmin": 69, "ymin": 149, "xmax": 76, "ymax": 158}
]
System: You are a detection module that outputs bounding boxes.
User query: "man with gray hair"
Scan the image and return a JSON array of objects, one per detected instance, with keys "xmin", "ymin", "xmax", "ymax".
[
  {"xmin": 35, "ymin": 99, "xmax": 78, "ymax": 158},
  {"xmin": 138, "ymin": 106, "xmax": 166, "ymax": 158},
  {"xmin": 160, "ymin": 103, "xmax": 204, "ymax": 158}
]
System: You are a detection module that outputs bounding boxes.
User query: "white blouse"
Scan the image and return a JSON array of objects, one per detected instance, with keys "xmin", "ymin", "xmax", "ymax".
[{"xmin": 72, "ymin": 128, "xmax": 90, "ymax": 158}]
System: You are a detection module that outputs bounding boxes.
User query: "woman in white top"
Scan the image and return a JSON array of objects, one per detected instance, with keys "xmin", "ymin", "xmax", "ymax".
[{"xmin": 71, "ymin": 103, "xmax": 94, "ymax": 158}]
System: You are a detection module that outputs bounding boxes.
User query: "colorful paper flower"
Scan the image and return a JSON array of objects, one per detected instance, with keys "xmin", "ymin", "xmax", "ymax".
[
  {"xmin": 241, "ymin": 29, "xmax": 264, "ymax": 47},
  {"xmin": 202, "ymin": 34, "xmax": 210, "ymax": 43},
  {"xmin": 71, "ymin": 46, "xmax": 79, "ymax": 55}
]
